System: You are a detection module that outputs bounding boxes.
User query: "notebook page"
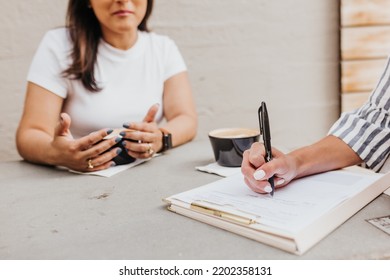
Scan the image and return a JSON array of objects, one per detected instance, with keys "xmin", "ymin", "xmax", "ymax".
[{"xmin": 171, "ymin": 170, "xmax": 382, "ymax": 233}]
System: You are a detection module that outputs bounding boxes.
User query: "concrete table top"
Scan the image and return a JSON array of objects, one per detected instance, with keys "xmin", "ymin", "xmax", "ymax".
[{"xmin": 1, "ymin": 139, "xmax": 389, "ymax": 259}]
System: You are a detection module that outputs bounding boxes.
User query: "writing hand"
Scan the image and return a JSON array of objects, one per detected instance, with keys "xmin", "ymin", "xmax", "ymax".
[{"xmin": 241, "ymin": 142, "xmax": 297, "ymax": 194}]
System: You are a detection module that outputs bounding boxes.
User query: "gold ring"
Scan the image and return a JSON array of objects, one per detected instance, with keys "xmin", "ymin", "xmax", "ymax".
[
  {"xmin": 147, "ymin": 143, "xmax": 154, "ymax": 155},
  {"xmin": 87, "ymin": 159, "xmax": 94, "ymax": 169}
]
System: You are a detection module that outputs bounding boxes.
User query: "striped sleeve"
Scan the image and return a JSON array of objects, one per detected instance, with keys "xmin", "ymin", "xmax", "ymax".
[{"xmin": 329, "ymin": 57, "xmax": 390, "ymax": 172}]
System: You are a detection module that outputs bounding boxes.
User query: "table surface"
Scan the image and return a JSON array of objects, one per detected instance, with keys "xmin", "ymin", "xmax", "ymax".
[{"xmin": 1, "ymin": 139, "xmax": 389, "ymax": 260}]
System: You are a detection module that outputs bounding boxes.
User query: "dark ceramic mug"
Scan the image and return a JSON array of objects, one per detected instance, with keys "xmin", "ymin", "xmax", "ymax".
[
  {"xmin": 102, "ymin": 128, "xmax": 136, "ymax": 165},
  {"xmin": 209, "ymin": 128, "xmax": 260, "ymax": 167}
]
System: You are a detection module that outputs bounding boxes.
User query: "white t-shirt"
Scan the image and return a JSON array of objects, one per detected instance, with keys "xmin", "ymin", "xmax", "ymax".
[{"xmin": 27, "ymin": 28, "xmax": 187, "ymax": 138}]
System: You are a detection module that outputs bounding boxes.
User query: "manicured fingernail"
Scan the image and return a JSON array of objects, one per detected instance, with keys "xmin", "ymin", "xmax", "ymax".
[
  {"xmin": 254, "ymin": 170, "xmax": 266, "ymax": 180},
  {"xmin": 115, "ymin": 137, "xmax": 121, "ymax": 143},
  {"xmin": 277, "ymin": 179, "xmax": 285, "ymax": 186},
  {"xmin": 264, "ymin": 185, "xmax": 273, "ymax": 193},
  {"xmin": 111, "ymin": 162, "xmax": 116, "ymax": 167},
  {"xmin": 116, "ymin": 148, "xmax": 122, "ymax": 155},
  {"xmin": 123, "ymin": 123, "xmax": 130, "ymax": 128},
  {"xmin": 106, "ymin": 129, "xmax": 113, "ymax": 135},
  {"xmin": 121, "ymin": 141, "xmax": 126, "ymax": 147},
  {"xmin": 119, "ymin": 131, "xmax": 126, "ymax": 137}
]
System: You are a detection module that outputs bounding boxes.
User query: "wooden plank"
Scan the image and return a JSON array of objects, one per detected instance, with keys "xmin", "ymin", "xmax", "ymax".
[
  {"xmin": 341, "ymin": 92, "xmax": 371, "ymax": 112},
  {"xmin": 341, "ymin": 0, "xmax": 390, "ymax": 27},
  {"xmin": 342, "ymin": 59, "xmax": 386, "ymax": 92},
  {"xmin": 341, "ymin": 26, "xmax": 390, "ymax": 59}
]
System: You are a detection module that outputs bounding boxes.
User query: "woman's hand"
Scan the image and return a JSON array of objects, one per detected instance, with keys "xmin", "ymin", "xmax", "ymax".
[
  {"xmin": 51, "ymin": 113, "xmax": 122, "ymax": 172},
  {"xmin": 241, "ymin": 142, "xmax": 298, "ymax": 194},
  {"xmin": 120, "ymin": 104, "xmax": 163, "ymax": 159}
]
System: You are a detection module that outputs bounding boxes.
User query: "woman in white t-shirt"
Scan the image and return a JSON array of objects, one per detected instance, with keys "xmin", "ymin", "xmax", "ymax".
[{"xmin": 16, "ymin": 0, "xmax": 197, "ymax": 172}]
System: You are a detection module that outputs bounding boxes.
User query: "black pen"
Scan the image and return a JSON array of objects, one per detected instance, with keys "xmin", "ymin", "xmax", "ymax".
[{"xmin": 258, "ymin": 102, "xmax": 275, "ymax": 196}]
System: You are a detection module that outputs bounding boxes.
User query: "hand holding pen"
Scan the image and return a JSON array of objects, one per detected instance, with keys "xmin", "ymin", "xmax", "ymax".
[{"xmin": 241, "ymin": 102, "xmax": 297, "ymax": 195}]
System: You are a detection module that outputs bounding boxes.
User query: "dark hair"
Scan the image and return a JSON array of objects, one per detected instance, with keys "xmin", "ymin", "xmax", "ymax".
[{"xmin": 63, "ymin": 0, "xmax": 154, "ymax": 92}]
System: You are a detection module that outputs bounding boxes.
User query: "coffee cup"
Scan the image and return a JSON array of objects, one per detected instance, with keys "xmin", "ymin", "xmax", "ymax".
[
  {"xmin": 208, "ymin": 128, "xmax": 260, "ymax": 167},
  {"xmin": 103, "ymin": 128, "xmax": 136, "ymax": 165}
]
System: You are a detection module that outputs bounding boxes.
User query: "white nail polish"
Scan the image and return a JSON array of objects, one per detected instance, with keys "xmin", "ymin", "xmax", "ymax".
[
  {"xmin": 264, "ymin": 185, "xmax": 273, "ymax": 193},
  {"xmin": 253, "ymin": 170, "xmax": 266, "ymax": 180},
  {"xmin": 277, "ymin": 179, "xmax": 285, "ymax": 186}
]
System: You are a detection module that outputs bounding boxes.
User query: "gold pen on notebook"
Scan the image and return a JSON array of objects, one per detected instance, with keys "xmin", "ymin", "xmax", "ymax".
[{"xmin": 190, "ymin": 203, "xmax": 256, "ymax": 225}]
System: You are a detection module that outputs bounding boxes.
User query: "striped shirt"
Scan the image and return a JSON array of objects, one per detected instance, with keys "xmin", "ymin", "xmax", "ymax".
[{"xmin": 329, "ymin": 57, "xmax": 390, "ymax": 172}]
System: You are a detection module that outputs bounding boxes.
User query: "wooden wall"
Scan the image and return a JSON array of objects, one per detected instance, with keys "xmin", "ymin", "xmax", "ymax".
[{"xmin": 341, "ymin": 0, "xmax": 390, "ymax": 112}]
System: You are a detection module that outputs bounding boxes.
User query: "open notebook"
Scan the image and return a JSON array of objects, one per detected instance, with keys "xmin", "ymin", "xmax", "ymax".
[{"xmin": 164, "ymin": 167, "xmax": 390, "ymax": 255}]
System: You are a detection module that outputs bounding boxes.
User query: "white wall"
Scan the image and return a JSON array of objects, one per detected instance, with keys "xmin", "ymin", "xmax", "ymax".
[{"xmin": 0, "ymin": 0, "xmax": 340, "ymax": 161}]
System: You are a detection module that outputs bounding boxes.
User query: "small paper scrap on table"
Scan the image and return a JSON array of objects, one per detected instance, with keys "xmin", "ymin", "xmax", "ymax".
[
  {"xmin": 366, "ymin": 215, "xmax": 390, "ymax": 236},
  {"xmin": 68, "ymin": 158, "xmax": 150, "ymax": 177},
  {"xmin": 196, "ymin": 162, "xmax": 241, "ymax": 177}
]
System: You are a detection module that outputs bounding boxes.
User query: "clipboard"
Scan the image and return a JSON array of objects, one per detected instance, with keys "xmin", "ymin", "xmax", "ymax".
[{"xmin": 164, "ymin": 167, "xmax": 390, "ymax": 255}]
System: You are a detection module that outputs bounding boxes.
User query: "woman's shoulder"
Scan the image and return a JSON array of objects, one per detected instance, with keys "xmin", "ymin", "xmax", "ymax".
[
  {"xmin": 40, "ymin": 27, "xmax": 72, "ymax": 50},
  {"xmin": 43, "ymin": 27, "xmax": 68, "ymax": 38},
  {"xmin": 139, "ymin": 31, "xmax": 177, "ymax": 49}
]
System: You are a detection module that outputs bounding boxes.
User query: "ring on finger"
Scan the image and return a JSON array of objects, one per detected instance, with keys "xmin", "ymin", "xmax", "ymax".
[
  {"xmin": 147, "ymin": 143, "xmax": 154, "ymax": 155},
  {"xmin": 87, "ymin": 159, "xmax": 94, "ymax": 169}
]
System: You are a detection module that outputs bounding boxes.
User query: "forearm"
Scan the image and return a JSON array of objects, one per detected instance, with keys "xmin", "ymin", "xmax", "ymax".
[
  {"xmin": 16, "ymin": 128, "xmax": 58, "ymax": 166},
  {"xmin": 162, "ymin": 113, "xmax": 197, "ymax": 148},
  {"xmin": 161, "ymin": 71, "xmax": 197, "ymax": 148},
  {"xmin": 289, "ymin": 135, "xmax": 363, "ymax": 178}
]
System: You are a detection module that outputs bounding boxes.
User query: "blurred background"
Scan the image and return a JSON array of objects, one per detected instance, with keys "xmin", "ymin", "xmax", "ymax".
[{"xmin": 0, "ymin": 0, "xmax": 341, "ymax": 161}]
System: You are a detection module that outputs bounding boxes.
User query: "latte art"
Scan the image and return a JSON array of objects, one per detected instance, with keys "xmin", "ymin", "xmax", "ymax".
[{"xmin": 209, "ymin": 128, "xmax": 259, "ymax": 139}]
